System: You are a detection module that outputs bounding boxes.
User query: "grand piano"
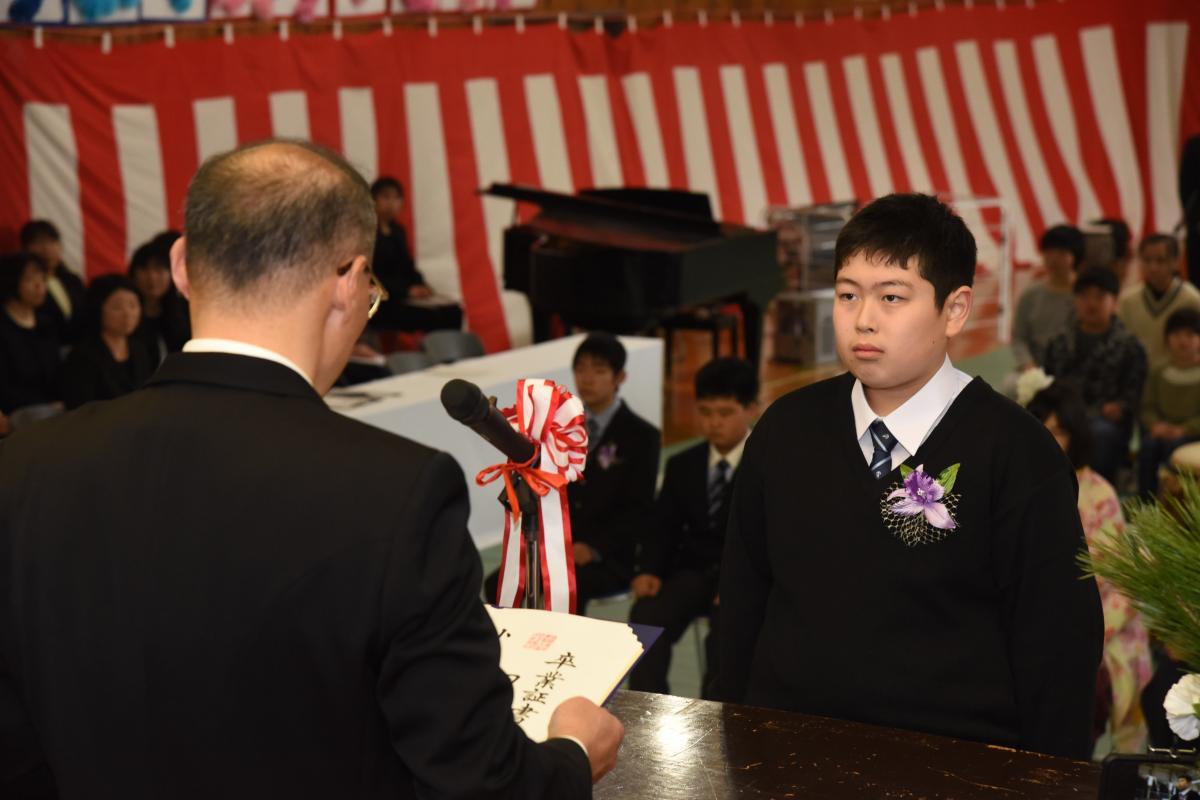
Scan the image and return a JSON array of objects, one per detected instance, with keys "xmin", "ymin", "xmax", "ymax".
[{"xmin": 486, "ymin": 184, "xmax": 780, "ymax": 366}]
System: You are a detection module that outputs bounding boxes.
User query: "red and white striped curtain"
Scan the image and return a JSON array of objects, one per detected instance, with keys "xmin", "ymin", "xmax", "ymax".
[{"xmin": 2, "ymin": 0, "xmax": 1197, "ymax": 351}]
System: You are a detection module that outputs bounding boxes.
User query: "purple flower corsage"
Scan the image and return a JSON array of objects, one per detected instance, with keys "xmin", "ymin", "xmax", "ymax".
[
  {"xmin": 880, "ymin": 463, "xmax": 961, "ymax": 546},
  {"xmin": 596, "ymin": 443, "xmax": 618, "ymax": 470}
]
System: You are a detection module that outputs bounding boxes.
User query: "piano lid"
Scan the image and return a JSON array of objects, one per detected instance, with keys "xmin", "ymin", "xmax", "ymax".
[{"xmin": 482, "ymin": 183, "xmax": 738, "ymax": 253}]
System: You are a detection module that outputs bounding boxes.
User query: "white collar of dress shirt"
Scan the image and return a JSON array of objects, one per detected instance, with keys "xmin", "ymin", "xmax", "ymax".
[
  {"xmin": 850, "ymin": 355, "xmax": 964, "ymax": 457},
  {"xmin": 709, "ymin": 431, "xmax": 749, "ymax": 473},
  {"xmin": 182, "ymin": 338, "xmax": 314, "ymax": 387}
]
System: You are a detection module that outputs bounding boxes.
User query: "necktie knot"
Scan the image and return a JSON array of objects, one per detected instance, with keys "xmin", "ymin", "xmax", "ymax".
[{"xmin": 868, "ymin": 420, "xmax": 897, "ymax": 479}]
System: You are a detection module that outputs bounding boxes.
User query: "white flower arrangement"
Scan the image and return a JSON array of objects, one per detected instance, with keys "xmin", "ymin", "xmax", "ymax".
[
  {"xmin": 1015, "ymin": 367, "xmax": 1055, "ymax": 407},
  {"xmin": 1166, "ymin": 674, "xmax": 1200, "ymax": 742}
]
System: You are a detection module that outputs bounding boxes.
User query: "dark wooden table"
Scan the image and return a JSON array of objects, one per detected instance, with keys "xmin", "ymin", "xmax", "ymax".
[{"xmin": 597, "ymin": 691, "xmax": 1100, "ymax": 799}]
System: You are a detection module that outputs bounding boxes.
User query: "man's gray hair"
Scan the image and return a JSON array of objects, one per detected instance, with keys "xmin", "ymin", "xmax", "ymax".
[{"xmin": 183, "ymin": 139, "xmax": 376, "ymax": 302}]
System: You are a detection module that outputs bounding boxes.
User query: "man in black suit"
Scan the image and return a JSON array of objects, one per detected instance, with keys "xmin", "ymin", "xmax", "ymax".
[
  {"xmin": 20, "ymin": 219, "xmax": 86, "ymax": 344},
  {"xmin": 628, "ymin": 358, "xmax": 758, "ymax": 696},
  {"xmin": 1174, "ymin": 775, "xmax": 1199, "ymax": 800},
  {"xmin": 0, "ymin": 140, "xmax": 622, "ymax": 799},
  {"xmin": 567, "ymin": 333, "xmax": 661, "ymax": 613}
]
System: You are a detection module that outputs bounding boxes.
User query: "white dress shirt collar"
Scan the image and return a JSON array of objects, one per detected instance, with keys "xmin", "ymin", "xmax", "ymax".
[
  {"xmin": 709, "ymin": 431, "xmax": 749, "ymax": 473},
  {"xmin": 183, "ymin": 338, "xmax": 314, "ymax": 386},
  {"xmin": 851, "ymin": 356, "xmax": 971, "ymax": 460}
]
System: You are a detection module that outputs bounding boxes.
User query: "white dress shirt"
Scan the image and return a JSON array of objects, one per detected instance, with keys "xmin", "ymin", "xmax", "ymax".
[
  {"xmin": 182, "ymin": 338, "xmax": 314, "ymax": 387},
  {"xmin": 708, "ymin": 432, "xmax": 749, "ymax": 476},
  {"xmin": 850, "ymin": 356, "xmax": 973, "ymax": 470}
]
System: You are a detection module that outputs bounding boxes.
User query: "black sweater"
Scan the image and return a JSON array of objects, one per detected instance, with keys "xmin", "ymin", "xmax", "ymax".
[
  {"xmin": 719, "ymin": 372, "xmax": 1104, "ymax": 760},
  {"xmin": 0, "ymin": 312, "xmax": 61, "ymax": 414}
]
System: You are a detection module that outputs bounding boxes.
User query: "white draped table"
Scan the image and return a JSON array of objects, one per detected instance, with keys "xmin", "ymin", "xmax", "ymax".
[{"xmin": 330, "ymin": 335, "xmax": 664, "ymax": 549}]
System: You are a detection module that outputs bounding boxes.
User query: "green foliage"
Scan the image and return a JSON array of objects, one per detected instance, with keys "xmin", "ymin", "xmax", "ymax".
[
  {"xmin": 938, "ymin": 464, "xmax": 960, "ymax": 494},
  {"xmin": 1082, "ymin": 475, "xmax": 1200, "ymax": 672}
]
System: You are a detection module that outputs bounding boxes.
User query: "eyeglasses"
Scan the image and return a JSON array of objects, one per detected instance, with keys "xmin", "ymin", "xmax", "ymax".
[{"xmin": 338, "ymin": 259, "xmax": 390, "ymax": 320}]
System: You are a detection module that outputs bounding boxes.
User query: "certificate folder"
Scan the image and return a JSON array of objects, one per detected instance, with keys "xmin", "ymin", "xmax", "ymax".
[{"xmin": 486, "ymin": 606, "xmax": 662, "ymax": 742}]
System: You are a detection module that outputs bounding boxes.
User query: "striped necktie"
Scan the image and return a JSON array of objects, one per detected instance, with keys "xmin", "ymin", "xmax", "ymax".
[
  {"xmin": 868, "ymin": 420, "xmax": 897, "ymax": 480},
  {"xmin": 709, "ymin": 459, "xmax": 730, "ymax": 525}
]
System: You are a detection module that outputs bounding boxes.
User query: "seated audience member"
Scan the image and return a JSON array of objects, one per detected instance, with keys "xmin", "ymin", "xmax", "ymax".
[
  {"xmin": 1138, "ymin": 308, "xmax": 1200, "ymax": 497},
  {"xmin": 0, "ymin": 251, "xmax": 62, "ymax": 434},
  {"xmin": 1043, "ymin": 266, "xmax": 1148, "ymax": 483},
  {"xmin": 1012, "ymin": 224, "xmax": 1085, "ymax": 370},
  {"xmin": 60, "ymin": 274, "xmax": 153, "ymax": 410},
  {"xmin": 129, "ymin": 232, "xmax": 191, "ymax": 364},
  {"xmin": 20, "ymin": 219, "xmax": 86, "ymax": 343},
  {"xmin": 1027, "ymin": 383, "xmax": 1152, "ymax": 753},
  {"xmin": 1092, "ymin": 218, "xmax": 1133, "ymax": 287},
  {"xmin": 484, "ymin": 333, "xmax": 660, "ymax": 613},
  {"xmin": 367, "ymin": 176, "xmax": 463, "ymax": 335},
  {"xmin": 629, "ymin": 357, "xmax": 758, "ymax": 697},
  {"xmin": 1118, "ymin": 233, "xmax": 1200, "ymax": 368}
]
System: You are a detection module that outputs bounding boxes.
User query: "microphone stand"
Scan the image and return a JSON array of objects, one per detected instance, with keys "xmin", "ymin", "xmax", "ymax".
[{"xmin": 498, "ymin": 465, "xmax": 543, "ymax": 610}]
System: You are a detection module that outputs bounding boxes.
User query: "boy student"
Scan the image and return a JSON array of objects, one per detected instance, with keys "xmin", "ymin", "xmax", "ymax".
[
  {"xmin": 1119, "ymin": 233, "xmax": 1200, "ymax": 368},
  {"xmin": 628, "ymin": 357, "xmax": 758, "ymax": 697},
  {"xmin": 1011, "ymin": 224, "xmax": 1085, "ymax": 370},
  {"xmin": 567, "ymin": 332, "xmax": 661, "ymax": 611},
  {"xmin": 719, "ymin": 194, "xmax": 1103, "ymax": 759},
  {"xmin": 1043, "ymin": 267, "xmax": 1148, "ymax": 484},
  {"xmin": 1138, "ymin": 308, "xmax": 1200, "ymax": 497},
  {"xmin": 484, "ymin": 332, "xmax": 660, "ymax": 613}
]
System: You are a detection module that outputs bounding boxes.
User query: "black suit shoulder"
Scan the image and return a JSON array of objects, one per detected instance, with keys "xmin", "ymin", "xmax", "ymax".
[
  {"xmin": 609, "ymin": 401, "xmax": 659, "ymax": 442},
  {"xmin": 664, "ymin": 440, "xmax": 708, "ymax": 480}
]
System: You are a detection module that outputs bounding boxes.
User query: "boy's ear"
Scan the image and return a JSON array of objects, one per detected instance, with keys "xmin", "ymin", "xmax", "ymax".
[
  {"xmin": 614, "ymin": 369, "xmax": 627, "ymax": 388},
  {"xmin": 943, "ymin": 285, "xmax": 973, "ymax": 337}
]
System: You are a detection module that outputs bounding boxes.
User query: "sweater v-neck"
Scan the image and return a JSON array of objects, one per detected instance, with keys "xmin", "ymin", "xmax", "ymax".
[{"xmin": 837, "ymin": 373, "xmax": 988, "ymax": 494}]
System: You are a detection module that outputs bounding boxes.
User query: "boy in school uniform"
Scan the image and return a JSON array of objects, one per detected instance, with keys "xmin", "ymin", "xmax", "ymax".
[
  {"xmin": 628, "ymin": 357, "xmax": 759, "ymax": 696},
  {"xmin": 719, "ymin": 193, "xmax": 1103, "ymax": 760},
  {"xmin": 484, "ymin": 333, "xmax": 660, "ymax": 613}
]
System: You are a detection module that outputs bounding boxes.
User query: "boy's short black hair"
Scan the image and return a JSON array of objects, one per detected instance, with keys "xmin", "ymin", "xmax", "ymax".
[
  {"xmin": 572, "ymin": 332, "xmax": 626, "ymax": 373},
  {"xmin": 695, "ymin": 357, "xmax": 758, "ymax": 406},
  {"xmin": 833, "ymin": 193, "xmax": 976, "ymax": 309},
  {"xmin": 1073, "ymin": 265, "xmax": 1120, "ymax": 296},
  {"xmin": 1139, "ymin": 232, "xmax": 1181, "ymax": 261},
  {"xmin": 1026, "ymin": 383, "xmax": 1092, "ymax": 471},
  {"xmin": 0, "ymin": 251, "xmax": 45, "ymax": 303},
  {"xmin": 370, "ymin": 177, "xmax": 404, "ymax": 198},
  {"xmin": 1165, "ymin": 308, "xmax": 1200, "ymax": 339},
  {"xmin": 1092, "ymin": 218, "xmax": 1130, "ymax": 260},
  {"xmin": 19, "ymin": 219, "xmax": 60, "ymax": 248},
  {"xmin": 1039, "ymin": 224, "xmax": 1086, "ymax": 267}
]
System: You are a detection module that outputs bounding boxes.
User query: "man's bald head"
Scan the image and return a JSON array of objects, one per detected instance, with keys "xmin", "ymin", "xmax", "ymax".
[{"xmin": 183, "ymin": 139, "xmax": 375, "ymax": 308}]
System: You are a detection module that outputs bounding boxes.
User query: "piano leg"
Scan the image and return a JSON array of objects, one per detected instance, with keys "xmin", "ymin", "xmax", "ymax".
[{"xmin": 737, "ymin": 298, "xmax": 762, "ymax": 371}]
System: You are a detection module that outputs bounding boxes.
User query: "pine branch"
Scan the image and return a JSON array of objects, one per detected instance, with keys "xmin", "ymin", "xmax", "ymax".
[{"xmin": 1081, "ymin": 475, "xmax": 1200, "ymax": 672}]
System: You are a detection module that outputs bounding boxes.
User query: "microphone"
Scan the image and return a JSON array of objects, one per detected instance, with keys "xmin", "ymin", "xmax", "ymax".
[{"xmin": 440, "ymin": 379, "xmax": 537, "ymax": 464}]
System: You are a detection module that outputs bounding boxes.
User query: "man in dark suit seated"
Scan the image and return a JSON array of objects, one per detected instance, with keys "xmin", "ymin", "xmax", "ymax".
[
  {"xmin": 628, "ymin": 358, "xmax": 758, "ymax": 697},
  {"xmin": 485, "ymin": 332, "xmax": 660, "ymax": 614},
  {"xmin": 367, "ymin": 176, "xmax": 463, "ymax": 335},
  {"xmin": 0, "ymin": 140, "xmax": 622, "ymax": 799}
]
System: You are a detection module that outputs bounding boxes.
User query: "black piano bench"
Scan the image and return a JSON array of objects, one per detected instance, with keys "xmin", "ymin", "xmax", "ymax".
[{"xmin": 661, "ymin": 307, "xmax": 740, "ymax": 375}]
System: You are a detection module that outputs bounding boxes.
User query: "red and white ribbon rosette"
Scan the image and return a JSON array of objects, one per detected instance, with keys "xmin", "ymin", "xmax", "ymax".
[{"xmin": 478, "ymin": 378, "xmax": 587, "ymax": 614}]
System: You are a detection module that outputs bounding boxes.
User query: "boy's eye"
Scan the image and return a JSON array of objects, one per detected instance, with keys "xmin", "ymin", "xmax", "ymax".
[
  {"xmin": 838, "ymin": 292, "xmax": 857, "ymax": 302},
  {"xmin": 882, "ymin": 294, "xmax": 905, "ymax": 303}
]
